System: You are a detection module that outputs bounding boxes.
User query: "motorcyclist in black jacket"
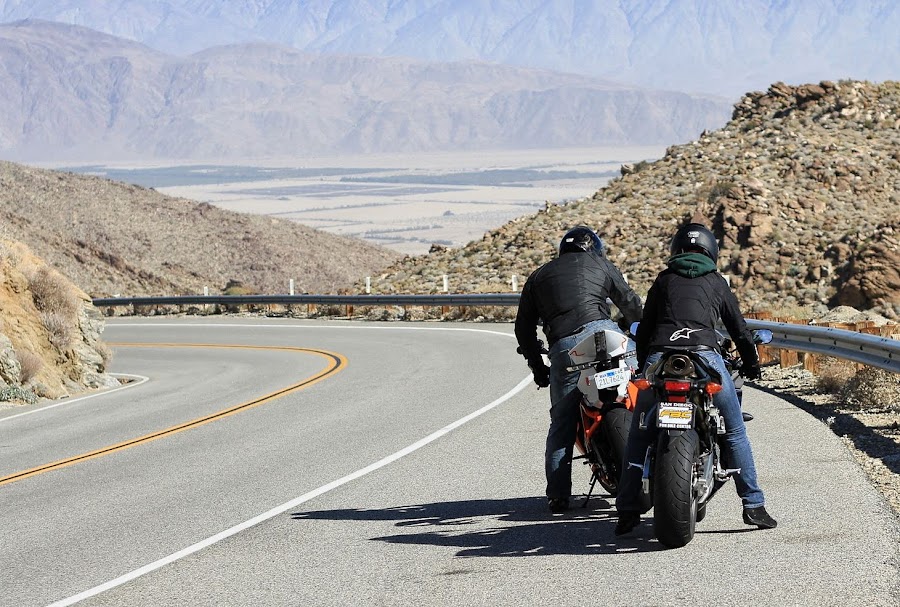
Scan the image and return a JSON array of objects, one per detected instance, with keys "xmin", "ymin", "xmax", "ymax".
[
  {"xmin": 615, "ymin": 222, "xmax": 777, "ymax": 535},
  {"xmin": 515, "ymin": 226, "xmax": 643, "ymax": 514}
]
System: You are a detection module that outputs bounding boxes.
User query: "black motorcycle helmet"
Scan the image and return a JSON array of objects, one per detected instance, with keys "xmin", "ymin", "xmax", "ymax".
[
  {"xmin": 558, "ymin": 226, "xmax": 605, "ymax": 257},
  {"xmin": 670, "ymin": 223, "xmax": 719, "ymax": 262}
]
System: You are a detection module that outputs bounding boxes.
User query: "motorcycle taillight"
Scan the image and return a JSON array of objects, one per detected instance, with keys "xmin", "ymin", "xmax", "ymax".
[{"xmin": 663, "ymin": 380, "xmax": 692, "ymax": 393}]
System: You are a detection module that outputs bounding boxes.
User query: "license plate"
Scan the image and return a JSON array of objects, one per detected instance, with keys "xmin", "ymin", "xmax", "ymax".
[
  {"xmin": 658, "ymin": 404, "xmax": 693, "ymax": 429},
  {"xmin": 593, "ymin": 367, "xmax": 631, "ymax": 389}
]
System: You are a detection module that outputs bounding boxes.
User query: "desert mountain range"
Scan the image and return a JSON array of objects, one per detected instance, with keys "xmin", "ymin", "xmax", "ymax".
[
  {"xmin": 369, "ymin": 80, "xmax": 900, "ymax": 319},
  {"xmin": 0, "ymin": 19, "xmax": 730, "ymax": 162},
  {"xmin": 1, "ymin": 1, "xmax": 896, "ymax": 97}
]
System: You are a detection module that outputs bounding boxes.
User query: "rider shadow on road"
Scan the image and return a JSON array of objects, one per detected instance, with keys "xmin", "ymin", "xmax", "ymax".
[{"xmin": 291, "ymin": 496, "xmax": 664, "ymax": 556}]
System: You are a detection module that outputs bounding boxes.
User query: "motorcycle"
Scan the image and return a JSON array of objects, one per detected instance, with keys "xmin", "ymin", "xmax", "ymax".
[
  {"xmin": 564, "ymin": 326, "xmax": 640, "ymax": 504},
  {"xmin": 630, "ymin": 325, "xmax": 772, "ymax": 547}
]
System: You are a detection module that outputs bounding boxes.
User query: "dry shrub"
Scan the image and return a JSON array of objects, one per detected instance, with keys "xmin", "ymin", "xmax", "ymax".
[
  {"xmin": 310, "ymin": 305, "xmax": 346, "ymax": 318},
  {"xmin": 445, "ymin": 305, "xmax": 516, "ymax": 321},
  {"xmin": 223, "ymin": 280, "xmax": 257, "ymax": 295},
  {"xmin": 41, "ymin": 311, "xmax": 75, "ymax": 350},
  {"xmin": 363, "ymin": 306, "xmax": 404, "ymax": 321},
  {"xmin": 816, "ymin": 357, "xmax": 856, "ymax": 394},
  {"xmin": 839, "ymin": 367, "xmax": 900, "ymax": 411},
  {"xmin": 17, "ymin": 349, "xmax": 43, "ymax": 385},
  {"xmin": 28, "ymin": 266, "xmax": 79, "ymax": 317}
]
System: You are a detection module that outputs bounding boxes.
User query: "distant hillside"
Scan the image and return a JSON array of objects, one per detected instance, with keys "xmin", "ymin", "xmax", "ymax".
[
  {"xmin": 1, "ymin": 1, "xmax": 896, "ymax": 97},
  {"xmin": 0, "ymin": 20, "xmax": 730, "ymax": 162},
  {"xmin": 0, "ymin": 161, "xmax": 400, "ymax": 297},
  {"xmin": 370, "ymin": 80, "xmax": 900, "ymax": 319}
]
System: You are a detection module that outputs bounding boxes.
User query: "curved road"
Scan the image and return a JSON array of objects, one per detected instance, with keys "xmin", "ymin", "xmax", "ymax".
[{"xmin": 0, "ymin": 318, "xmax": 897, "ymax": 606}]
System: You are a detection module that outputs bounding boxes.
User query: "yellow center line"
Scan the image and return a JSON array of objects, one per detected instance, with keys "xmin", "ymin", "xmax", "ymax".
[{"xmin": 0, "ymin": 343, "xmax": 347, "ymax": 487}]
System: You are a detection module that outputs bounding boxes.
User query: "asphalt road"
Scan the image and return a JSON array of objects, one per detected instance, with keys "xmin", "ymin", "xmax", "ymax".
[{"xmin": 1, "ymin": 318, "xmax": 897, "ymax": 606}]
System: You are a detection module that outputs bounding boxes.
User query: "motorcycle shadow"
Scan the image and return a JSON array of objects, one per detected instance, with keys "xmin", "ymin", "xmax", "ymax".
[{"xmin": 291, "ymin": 496, "xmax": 666, "ymax": 556}]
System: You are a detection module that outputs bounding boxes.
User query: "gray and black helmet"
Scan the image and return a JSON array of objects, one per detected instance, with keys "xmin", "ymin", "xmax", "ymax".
[{"xmin": 670, "ymin": 223, "xmax": 719, "ymax": 262}]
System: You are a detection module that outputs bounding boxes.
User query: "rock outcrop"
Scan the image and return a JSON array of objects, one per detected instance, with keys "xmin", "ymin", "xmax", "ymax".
[{"xmin": 0, "ymin": 239, "xmax": 118, "ymax": 403}]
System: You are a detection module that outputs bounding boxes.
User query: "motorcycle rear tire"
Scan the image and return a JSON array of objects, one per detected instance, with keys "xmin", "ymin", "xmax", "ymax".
[
  {"xmin": 653, "ymin": 429, "xmax": 700, "ymax": 548},
  {"xmin": 591, "ymin": 406, "xmax": 632, "ymax": 496}
]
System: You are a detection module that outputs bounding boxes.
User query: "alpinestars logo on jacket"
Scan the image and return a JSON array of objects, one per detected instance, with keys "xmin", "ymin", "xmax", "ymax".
[{"xmin": 669, "ymin": 328, "xmax": 701, "ymax": 341}]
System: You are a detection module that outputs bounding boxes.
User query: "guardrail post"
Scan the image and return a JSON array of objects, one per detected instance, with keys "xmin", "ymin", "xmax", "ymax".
[
  {"xmin": 779, "ymin": 349, "xmax": 798, "ymax": 368},
  {"xmin": 802, "ymin": 352, "xmax": 820, "ymax": 373}
]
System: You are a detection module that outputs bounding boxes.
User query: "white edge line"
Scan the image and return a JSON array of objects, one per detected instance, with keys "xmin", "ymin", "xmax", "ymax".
[
  {"xmin": 0, "ymin": 375, "xmax": 149, "ymax": 424},
  {"xmin": 48, "ymin": 373, "xmax": 534, "ymax": 607}
]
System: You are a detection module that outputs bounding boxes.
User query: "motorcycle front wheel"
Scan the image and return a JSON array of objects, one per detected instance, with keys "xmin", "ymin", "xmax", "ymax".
[{"xmin": 653, "ymin": 429, "xmax": 700, "ymax": 548}]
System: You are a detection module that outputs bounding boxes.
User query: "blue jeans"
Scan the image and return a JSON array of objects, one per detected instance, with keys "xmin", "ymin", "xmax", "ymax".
[
  {"xmin": 615, "ymin": 349, "xmax": 765, "ymax": 512},
  {"xmin": 545, "ymin": 319, "xmax": 622, "ymax": 501}
]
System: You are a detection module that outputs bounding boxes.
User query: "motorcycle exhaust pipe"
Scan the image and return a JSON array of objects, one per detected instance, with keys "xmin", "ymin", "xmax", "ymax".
[{"xmin": 663, "ymin": 354, "xmax": 695, "ymax": 377}]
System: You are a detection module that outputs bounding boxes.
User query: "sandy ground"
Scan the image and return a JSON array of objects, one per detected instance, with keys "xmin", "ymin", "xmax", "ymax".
[{"xmin": 147, "ymin": 147, "xmax": 665, "ymax": 254}]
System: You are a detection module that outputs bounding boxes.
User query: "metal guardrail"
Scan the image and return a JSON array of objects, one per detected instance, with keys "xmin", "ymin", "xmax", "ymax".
[
  {"xmin": 747, "ymin": 319, "xmax": 900, "ymax": 374},
  {"xmin": 92, "ymin": 294, "xmax": 899, "ymax": 373}
]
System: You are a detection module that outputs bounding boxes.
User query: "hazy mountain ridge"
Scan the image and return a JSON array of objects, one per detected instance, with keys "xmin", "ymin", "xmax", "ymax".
[
  {"xmin": 0, "ymin": 19, "xmax": 730, "ymax": 161},
  {"xmin": 1, "ymin": 1, "xmax": 896, "ymax": 96},
  {"xmin": 369, "ymin": 80, "xmax": 900, "ymax": 319}
]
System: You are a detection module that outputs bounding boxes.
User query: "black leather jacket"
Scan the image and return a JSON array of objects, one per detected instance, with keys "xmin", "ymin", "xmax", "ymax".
[
  {"xmin": 515, "ymin": 252, "xmax": 643, "ymax": 361},
  {"xmin": 635, "ymin": 267, "xmax": 759, "ymax": 370}
]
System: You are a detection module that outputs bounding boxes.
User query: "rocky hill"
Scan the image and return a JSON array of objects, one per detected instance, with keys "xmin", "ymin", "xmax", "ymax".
[
  {"xmin": 1, "ymin": 239, "xmax": 117, "ymax": 403},
  {"xmin": 368, "ymin": 80, "xmax": 900, "ymax": 320},
  {"xmin": 0, "ymin": 161, "xmax": 400, "ymax": 298}
]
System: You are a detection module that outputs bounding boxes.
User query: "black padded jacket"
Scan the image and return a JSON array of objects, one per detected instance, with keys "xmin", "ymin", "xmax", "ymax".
[
  {"xmin": 514, "ymin": 252, "xmax": 643, "ymax": 361},
  {"xmin": 634, "ymin": 266, "xmax": 759, "ymax": 370}
]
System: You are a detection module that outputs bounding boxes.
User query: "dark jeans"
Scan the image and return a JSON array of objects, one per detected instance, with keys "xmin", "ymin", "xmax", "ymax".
[
  {"xmin": 616, "ymin": 349, "xmax": 766, "ymax": 513},
  {"xmin": 545, "ymin": 319, "xmax": 621, "ymax": 501}
]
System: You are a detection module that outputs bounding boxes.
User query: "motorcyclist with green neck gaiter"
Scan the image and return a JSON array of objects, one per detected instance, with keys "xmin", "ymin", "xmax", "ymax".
[{"xmin": 615, "ymin": 222, "xmax": 776, "ymax": 536}]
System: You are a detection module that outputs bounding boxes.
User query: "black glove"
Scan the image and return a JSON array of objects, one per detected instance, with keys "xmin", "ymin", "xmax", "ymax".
[
  {"xmin": 528, "ymin": 357, "xmax": 551, "ymax": 388},
  {"xmin": 740, "ymin": 364, "xmax": 762, "ymax": 381}
]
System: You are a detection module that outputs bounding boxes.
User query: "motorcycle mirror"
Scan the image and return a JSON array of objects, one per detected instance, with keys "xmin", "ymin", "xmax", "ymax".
[
  {"xmin": 629, "ymin": 321, "xmax": 640, "ymax": 336},
  {"xmin": 754, "ymin": 329, "xmax": 773, "ymax": 345}
]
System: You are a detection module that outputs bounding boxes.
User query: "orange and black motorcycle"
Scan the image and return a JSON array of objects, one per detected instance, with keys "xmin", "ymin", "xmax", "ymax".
[{"xmin": 564, "ymin": 327, "xmax": 640, "ymax": 504}]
